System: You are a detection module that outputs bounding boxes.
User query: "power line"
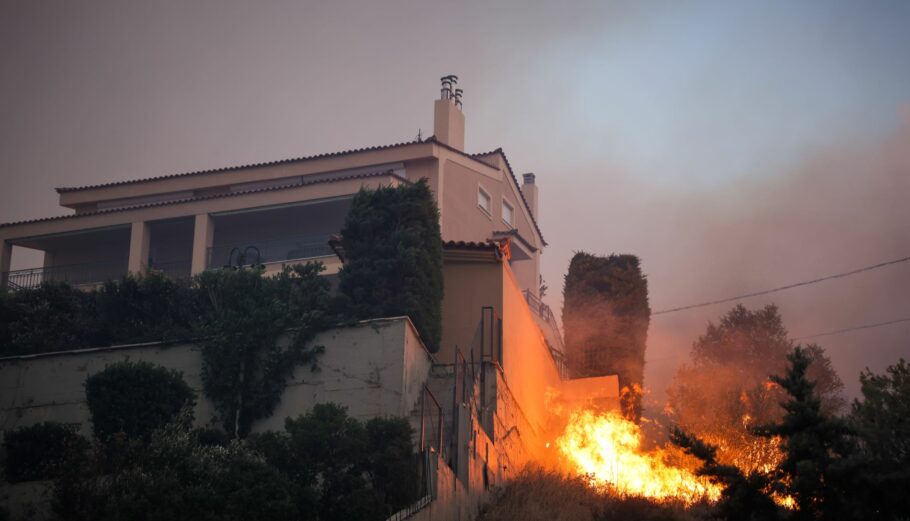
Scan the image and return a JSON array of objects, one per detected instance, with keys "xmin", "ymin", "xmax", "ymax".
[
  {"xmin": 792, "ymin": 317, "xmax": 910, "ymax": 341},
  {"xmin": 653, "ymin": 255, "xmax": 910, "ymax": 315}
]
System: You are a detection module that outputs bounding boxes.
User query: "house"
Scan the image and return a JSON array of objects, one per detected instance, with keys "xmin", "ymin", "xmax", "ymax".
[{"xmin": 0, "ymin": 78, "xmax": 617, "ymax": 520}]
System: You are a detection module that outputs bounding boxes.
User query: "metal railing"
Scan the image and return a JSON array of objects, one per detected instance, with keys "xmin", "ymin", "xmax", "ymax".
[
  {"xmin": 3, "ymin": 260, "xmax": 127, "ymax": 290},
  {"xmin": 419, "ymin": 384, "xmax": 445, "ymax": 459},
  {"xmin": 523, "ymin": 289, "xmax": 562, "ymax": 337},
  {"xmin": 206, "ymin": 234, "xmax": 334, "ymax": 269}
]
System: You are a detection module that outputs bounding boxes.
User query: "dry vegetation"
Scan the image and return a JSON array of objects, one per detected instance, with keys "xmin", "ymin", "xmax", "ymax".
[{"xmin": 477, "ymin": 468, "xmax": 711, "ymax": 521}]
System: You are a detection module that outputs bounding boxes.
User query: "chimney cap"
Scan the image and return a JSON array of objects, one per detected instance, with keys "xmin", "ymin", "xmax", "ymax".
[{"xmin": 522, "ymin": 173, "xmax": 536, "ymax": 184}]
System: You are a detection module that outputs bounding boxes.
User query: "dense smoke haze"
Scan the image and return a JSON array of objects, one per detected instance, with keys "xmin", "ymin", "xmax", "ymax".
[
  {"xmin": 542, "ymin": 112, "xmax": 910, "ymax": 405},
  {"xmin": 1, "ymin": 1, "xmax": 907, "ymax": 407}
]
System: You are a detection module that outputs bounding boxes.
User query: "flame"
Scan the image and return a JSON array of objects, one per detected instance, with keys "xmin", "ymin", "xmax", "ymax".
[{"xmin": 555, "ymin": 408, "xmax": 721, "ymax": 504}]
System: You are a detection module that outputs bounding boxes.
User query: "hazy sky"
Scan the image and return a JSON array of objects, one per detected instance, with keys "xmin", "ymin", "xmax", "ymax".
[{"xmin": 2, "ymin": 1, "xmax": 908, "ymax": 403}]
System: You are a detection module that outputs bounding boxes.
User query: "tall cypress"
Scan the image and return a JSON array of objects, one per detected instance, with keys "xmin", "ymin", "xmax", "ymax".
[
  {"xmin": 338, "ymin": 178, "xmax": 444, "ymax": 352},
  {"xmin": 562, "ymin": 252, "xmax": 650, "ymax": 421}
]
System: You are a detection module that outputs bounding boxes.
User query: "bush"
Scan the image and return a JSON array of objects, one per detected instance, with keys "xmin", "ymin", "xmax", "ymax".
[
  {"xmin": 248, "ymin": 404, "xmax": 419, "ymax": 520},
  {"xmin": 338, "ymin": 178, "xmax": 444, "ymax": 351},
  {"xmin": 0, "ymin": 281, "xmax": 103, "ymax": 356},
  {"xmin": 95, "ymin": 271, "xmax": 196, "ymax": 344},
  {"xmin": 85, "ymin": 361, "xmax": 195, "ymax": 441},
  {"xmin": 3, "ymin": 422, "xmax": 88, "ymax": 482},
  {"xmin": 53, "ymin": 420, "xmax": 298, "ymax": 521}
]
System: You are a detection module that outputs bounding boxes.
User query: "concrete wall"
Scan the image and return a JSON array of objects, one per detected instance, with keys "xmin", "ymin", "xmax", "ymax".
[{"xmin": 0, "ymin": 317, "xmax": 432, "ymax": 440}]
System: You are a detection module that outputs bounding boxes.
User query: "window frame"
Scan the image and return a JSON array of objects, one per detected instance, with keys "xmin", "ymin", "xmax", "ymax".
[
  {"xmin": 501, "ymin": 199, "xmax": 515, "ymax": 227},
  {"xmin": 477, "ymin": 184, "xmax": 492, "ymax": 216}
]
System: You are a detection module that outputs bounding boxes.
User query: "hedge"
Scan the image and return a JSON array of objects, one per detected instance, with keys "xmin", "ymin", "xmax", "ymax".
[{"xmin": 3, "ymin": 422, "xmax": 88, "ymax": 482}]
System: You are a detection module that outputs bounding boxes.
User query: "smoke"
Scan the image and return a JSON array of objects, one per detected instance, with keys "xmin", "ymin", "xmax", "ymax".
[{"xmin": 542, "ymin": 110, "xmax": 910, "ymax": 407}]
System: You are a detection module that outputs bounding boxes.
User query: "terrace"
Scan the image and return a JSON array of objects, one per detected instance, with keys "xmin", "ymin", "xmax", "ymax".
[{"xmin": 2, "ymin": 198, "xmax": 350, "ymax": 290}]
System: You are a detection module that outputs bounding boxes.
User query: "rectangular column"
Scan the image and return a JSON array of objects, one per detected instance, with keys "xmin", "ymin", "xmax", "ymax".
[
  {"xmin": 127, "ymin": 221, "xmax": 151, "ymax": 274},
  {"xmin": 0, "ymin": 240, "xmax": 12, "ymax": 289},
  {"xmin": 191, "ymin": 214, "xmax": 214, "ymax": 275}
]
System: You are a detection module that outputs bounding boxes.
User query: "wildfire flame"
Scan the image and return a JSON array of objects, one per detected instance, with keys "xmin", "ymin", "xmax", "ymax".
[{"xmin": 555, "ymin": 408, "xmax": 721, "ymax": 504}]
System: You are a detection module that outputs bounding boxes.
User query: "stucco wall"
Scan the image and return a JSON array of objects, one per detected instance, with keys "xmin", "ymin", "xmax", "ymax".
[
  {"xmin": 0, "ymin": 317, "xmax": 432, "ymax": 440},
  {"xmin": 439, "ymin": 255, "xmax": 504, "ymax": 365}
]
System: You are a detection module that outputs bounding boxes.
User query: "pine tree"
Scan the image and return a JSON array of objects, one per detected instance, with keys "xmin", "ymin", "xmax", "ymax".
[{"xmin": 753, "ymin": 346, "xmax": 856, "ymax": 521}]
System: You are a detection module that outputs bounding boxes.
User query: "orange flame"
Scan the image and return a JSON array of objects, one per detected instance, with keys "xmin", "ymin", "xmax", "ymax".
[{"xmin": 555, "ymin": 408, "xmax": 721, "ymax": 504}]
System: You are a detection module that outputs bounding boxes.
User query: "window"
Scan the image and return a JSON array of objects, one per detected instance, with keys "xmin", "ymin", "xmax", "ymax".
[
  {"xmin": 502, "ymin": 200, "xmax": 514, "ymax": 226},
  {"xmin": 477, "ymin": 186, "xmax": 491, "ymax": 215}
]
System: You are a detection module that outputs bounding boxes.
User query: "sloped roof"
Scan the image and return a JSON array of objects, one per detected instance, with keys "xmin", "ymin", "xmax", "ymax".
[
  {"xmin": 2, "ymin": 170, "xmax": 403, "ymax": 228},
  {"xmin": 55, "ymin": 139, "xmax": 428, "ymax": 193}
]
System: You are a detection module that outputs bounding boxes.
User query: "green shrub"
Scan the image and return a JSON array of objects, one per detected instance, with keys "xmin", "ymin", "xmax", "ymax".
[
  {"xmin": 96, "ymin": 271, "xmax": 196, "ymax": 344},
  {"xmin": 53, "ymin": 421, "xmax": 298, "ymax": 521},
  {"xmin": 249, "ymin": 404, "xmax": 419, "ymax": 520},
  {"xmin": 0, "ymin": 281, "xmax": 103, "ymax": 356},
  {"xmin": 85, "ymin": 361, "xmax": 195, "ymax": 441},
  {"xmin": 3, "ymin": 422, "xmax": 88, "ymax": 482},
  {"xmin": 338, "ymin": 178, "xmax": 444, "ymax": 351}
]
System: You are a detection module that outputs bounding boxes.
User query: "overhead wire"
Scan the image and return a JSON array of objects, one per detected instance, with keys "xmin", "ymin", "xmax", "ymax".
[
  {"xmin": 652, "ymin": 255, "xmax": 910, "ymax": 315},
  {"xmin": 792, "ymin": 317, "xmax": 910, "ymax": 341}
]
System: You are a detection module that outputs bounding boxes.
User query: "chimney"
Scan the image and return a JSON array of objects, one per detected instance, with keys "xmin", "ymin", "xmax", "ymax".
[
  {"xmin": 521, "ymin": 173, "xmax": 538, "ymax": 220},
  {"xmin": 434, "ymin": 75, "xmax": 465, "ymax": 151}
]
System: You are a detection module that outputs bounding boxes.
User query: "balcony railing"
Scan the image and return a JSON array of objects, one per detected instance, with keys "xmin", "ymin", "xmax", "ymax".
[
  {"xmin": 522, "ymin": 289, "xmax": 570, "ymax": 378},
  {"xmin": 206, "ymin": 234, "xmax": 335, "ymax": 269},
  {"xmin": 3, "ymin": 260, "xmax": 128, "ymax": 290}
]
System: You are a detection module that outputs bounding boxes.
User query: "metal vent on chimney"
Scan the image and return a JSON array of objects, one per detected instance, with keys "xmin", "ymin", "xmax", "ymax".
[{"xmin": 440, "ymin": 75, "xmax": 463, "ymax": 109}]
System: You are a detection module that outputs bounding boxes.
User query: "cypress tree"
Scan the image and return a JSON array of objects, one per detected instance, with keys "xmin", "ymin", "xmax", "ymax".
[
  {"xmin": 562, "ymin": 252, "xmax": 650, "ymax": 421},
  {"xmin": 338, "ymin": 178, "xmax": 444, "ymax": 351}
]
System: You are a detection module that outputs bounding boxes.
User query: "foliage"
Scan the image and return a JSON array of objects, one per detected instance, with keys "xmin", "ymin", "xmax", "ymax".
[
  {"xmin": 95, "ymin": 271, "xmax": 196, "ymax": 344},
  {"xmin": 84, "ymin": 360, "xmax": 195, "ymax": 442},
  {"xmin": 338, "ymin": 178, "xmax": 444, "ymax": 352},
  {"xmin": 666, "ymin": 304, "xmax": 845, "ymax": 472},
  {"xmin": 752, "ymin": 346, "xmax": 858, "ymax": 521},
  {"xmin": 0, "ymin": 281, "xmax": 103, "ymax": 356},
  {"xmin": 53, "ymin": 419, "xmax": 298, "ymax": 521},
  {"xmin": 562, "ymin": 252, "xmax": 650, "ymax": 421},
  {"xmin": 849, "ymin": 358, "xmax": 910, "ymax": 520},
  {"xmin": 2, "ymin": 422, "xmax": 88, "ymax": 482},
  {"xmin": 248, "ymin": 403, "xmax": 419, "ymax": 520},
  {"xmin": 194, "ymin": 263, "xmax": 332, "ymax": 438}
]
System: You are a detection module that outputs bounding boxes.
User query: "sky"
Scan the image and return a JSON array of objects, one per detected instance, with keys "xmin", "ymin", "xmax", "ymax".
[{"xmin": 1, "ymin": 0, "xmax": 908, "ymax": 405}]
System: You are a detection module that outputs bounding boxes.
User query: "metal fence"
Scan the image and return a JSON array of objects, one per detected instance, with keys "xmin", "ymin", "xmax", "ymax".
[
  {"xmin": 3, "ymin": 260, "xmax": 127, "ymax": 290},
  {"xmin": 206, "ymin": 234, "xmax": 334, "ymax": 269}
]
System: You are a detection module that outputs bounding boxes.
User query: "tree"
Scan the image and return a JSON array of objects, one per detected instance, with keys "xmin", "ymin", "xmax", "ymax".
[
  {"xmin": 562, "ymin": 252, "xmax": 650, "ymax": 421},
  {"xmin": 752, "ymin": 346, "xmax": 857, "ymax": 521},
  {"xmin": 194, "ymin": 263, "xmax": 332, "ymax": 438},
  {"xmin": 667, "ymin": 304, "xmax": 844, "ymax": 472},
  {"xmin": 849, "ymin": 358, "xmax": 910, "ymax": 519},
  {"xmin": 338, "ymin": 178, "xmax": 444, "ymax": 352}
]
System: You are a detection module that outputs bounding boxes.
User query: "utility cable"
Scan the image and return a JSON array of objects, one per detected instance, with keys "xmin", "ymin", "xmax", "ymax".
[
  {"xmin": 653, "ymin": 255, "xmax": 910, "ymax": 315},
  {"xmin": 792, "ymin": 317, "xmax": 910, "ymax": 341}
]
